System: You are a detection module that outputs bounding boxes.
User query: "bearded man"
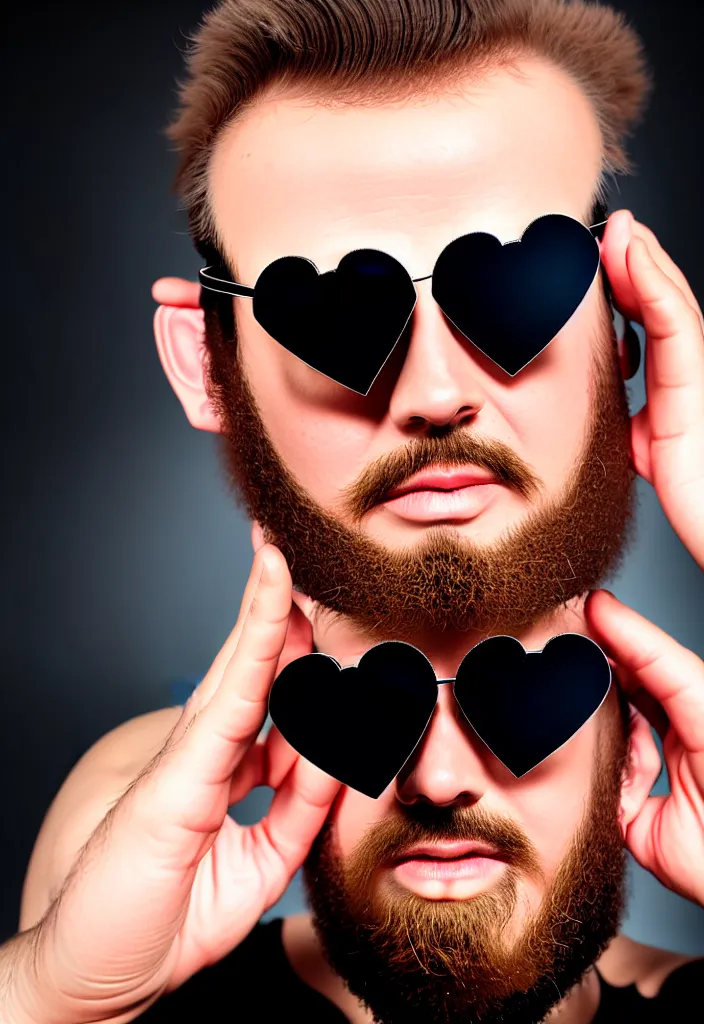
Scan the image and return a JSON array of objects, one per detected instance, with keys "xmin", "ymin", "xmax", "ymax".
[{"xmin": 3, "ymin": 2, "xmax": 704, "ymax": 1023}]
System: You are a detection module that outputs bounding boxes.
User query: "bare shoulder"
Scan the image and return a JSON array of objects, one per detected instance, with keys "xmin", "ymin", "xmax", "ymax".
[
  {"xmin": 596, "ymin": 933, "xmax": 701, "ymax": 997},
  {"xmin": 19, "ymin": 705, "xmax": 184, "ymax": 931}
]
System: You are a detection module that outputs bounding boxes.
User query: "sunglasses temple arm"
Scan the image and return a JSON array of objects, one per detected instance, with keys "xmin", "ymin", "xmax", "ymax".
[
  {"xmin": 199, "ymin": 218, "xmax": 608, "ymax": 295},
  {"xmin": 198, "ymin": 266, "xmax": 255, "ymax": 298}
]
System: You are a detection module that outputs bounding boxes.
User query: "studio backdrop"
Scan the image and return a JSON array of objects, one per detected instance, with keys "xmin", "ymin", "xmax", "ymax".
[{"xmin": 3, "ymin": 0, "xmax": 703, "ymax": 951}]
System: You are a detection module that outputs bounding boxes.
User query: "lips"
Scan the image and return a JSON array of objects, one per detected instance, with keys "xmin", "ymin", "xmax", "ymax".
[
  {"xmin": 383, "ymin": 467, "xmax": 497, "ymax": 502},
  {"xmin": 393, "ymin": 840, "xmax": 501, "ymax": 863}
]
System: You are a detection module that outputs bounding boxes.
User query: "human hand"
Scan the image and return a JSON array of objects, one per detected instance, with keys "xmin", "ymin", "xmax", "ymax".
[
  {"xmin": 600, "ymin": 211, "xmax": 704, "ymax": 569},
  {"xmin": 586, "ymin": 589, "xmax": 704, "ymax": 907},
  {"xmin": 25, "ymin": 544, "xmax": 341, "ymax": 1024}
]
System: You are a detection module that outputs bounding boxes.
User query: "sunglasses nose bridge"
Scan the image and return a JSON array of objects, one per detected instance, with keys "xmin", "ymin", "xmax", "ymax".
[
  {"xmin": 385, "ymin": 286, "xmax": 488, "ymax": 428},
  {"xmin": 395, "ymin": 690, "xmax": 491, "ymax": 807}
]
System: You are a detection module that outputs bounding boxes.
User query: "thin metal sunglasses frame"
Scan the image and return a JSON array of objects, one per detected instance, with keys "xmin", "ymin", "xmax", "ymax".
[{"xmin": 197, "ymin": 215, "xmax": 609, "ymax": 298}]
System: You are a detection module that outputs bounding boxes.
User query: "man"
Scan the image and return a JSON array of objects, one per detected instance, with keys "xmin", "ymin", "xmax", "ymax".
[{"xmin": 3, "ymin": 0, "xmax": 704, "ymax": 1021}]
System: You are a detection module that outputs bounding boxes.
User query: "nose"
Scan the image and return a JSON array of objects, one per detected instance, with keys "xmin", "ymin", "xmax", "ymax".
[
  {"xmin": 394, "ymin": 686, "xmax": 492, "ymax": 808},
  {"xmin": 387, "ymin": 281, "xmax": 488, "ymax": 432}
]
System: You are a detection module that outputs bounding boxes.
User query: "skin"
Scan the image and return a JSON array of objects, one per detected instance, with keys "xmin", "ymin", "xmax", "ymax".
[
  {"xmin": 15, "ymin": 56, "xmax": 704, "ymax": 1023},
  {"xmin": 208, "ymin": 60, "xmax": 599, "ymax": 557}
]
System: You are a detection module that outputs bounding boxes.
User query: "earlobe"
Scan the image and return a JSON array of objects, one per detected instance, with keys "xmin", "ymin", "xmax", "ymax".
[
  {"xmin": 153, "ymin": 304, "xmax": 221, "ymax": 433},
  {"xmin": 618, "ymin": 707, "xmax": 662, "ymax": 836}
]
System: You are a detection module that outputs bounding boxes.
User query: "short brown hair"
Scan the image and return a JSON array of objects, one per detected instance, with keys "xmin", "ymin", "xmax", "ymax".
[{"xmin": 165, "ymin": 0, "xmax": 652, "ymax": 263}]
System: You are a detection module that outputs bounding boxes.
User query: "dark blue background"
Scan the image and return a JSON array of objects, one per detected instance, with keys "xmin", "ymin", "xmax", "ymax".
[{"xmin": 3, "ymin": 0, "xmax": 704, "ymax": 950}]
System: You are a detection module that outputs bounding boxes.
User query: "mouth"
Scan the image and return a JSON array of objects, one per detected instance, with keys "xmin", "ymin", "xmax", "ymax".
[
  {"xmin": 380, "ymin": 466, "xmax": 501, "ymax": 523},
  {"xmin": 393, "ymin": 840, "xmax": 502, "ymax": 863},
  {"xmin": 391, "ymin": 841, "xmax": 507, "ymax": 891}
]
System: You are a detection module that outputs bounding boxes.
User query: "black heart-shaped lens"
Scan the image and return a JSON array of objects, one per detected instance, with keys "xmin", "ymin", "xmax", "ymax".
[
  {"xmin": 254, "ymin": 250, "xmax": 416, "ymax": 395},
  {"xmin": 432, "ymin": 214, "xmax": 600, "ymax": 375},
  {"xmin": 268, "ymin": 641, "xmax": 438, "ymax": 798},
  {"xmin": 453, "ymin": 633, "xmax": 611, "ymax": 777}
]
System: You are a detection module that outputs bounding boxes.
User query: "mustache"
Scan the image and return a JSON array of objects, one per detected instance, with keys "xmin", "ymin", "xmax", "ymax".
[
  {"xmin": 339, "ymin": 430, "xmax": 541, "ymax": 521},
  {"xmin": 350, "ymin": 803, "xmax": 544, "ymax": 879}
]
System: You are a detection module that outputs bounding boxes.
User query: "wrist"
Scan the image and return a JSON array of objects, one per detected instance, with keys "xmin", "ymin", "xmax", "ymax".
[
  {"xmin": 1, "ymin": 927, "xmax": 48, "ymax": 1024},
  {"xmin": 1, "ymin": 918, "xmax": 88, "ymax": 1024},
  {"xmin": 2, "ymin": 917, "xmax": 162, "ymax": 1024}
]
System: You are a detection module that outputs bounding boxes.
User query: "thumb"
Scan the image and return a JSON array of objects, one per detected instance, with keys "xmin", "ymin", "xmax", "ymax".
[{"xmin": 277, "ymin": 597, "xmax": 314, "ymax": 673}]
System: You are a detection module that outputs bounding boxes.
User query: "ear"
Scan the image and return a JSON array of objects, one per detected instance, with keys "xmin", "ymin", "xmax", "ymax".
[
  {"xmin": 618, "ymin": 707, "xmax": 662, "ymax": 835},
  {"xmin": 153, "ymin": 303, "xmax": 221, "ymax": 433}
]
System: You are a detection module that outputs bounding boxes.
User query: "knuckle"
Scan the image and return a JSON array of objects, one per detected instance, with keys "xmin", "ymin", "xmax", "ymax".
[
  {"xmin": 248, "ymin": 588, "xmax": 289, "ymax": 625},
  {"xmin": 243, "ymin": 610, "xmax": 290, "ymax": 658}
]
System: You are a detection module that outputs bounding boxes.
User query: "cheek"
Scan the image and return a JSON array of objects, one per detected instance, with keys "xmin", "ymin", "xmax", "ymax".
[
  {"xmin": 238, "ymin": 314, "xmax": 376, "ymax": 506},
  {"xmin": 512, "ymin": 731, "xmax": 598, "ymax": 879},
  {"xmin": 497, "ymin": 296, "xmax": 600, "ymax": 495},
  {"xmin": 330, "ymin": 786, "xmax": 392, "ymax": 860}
]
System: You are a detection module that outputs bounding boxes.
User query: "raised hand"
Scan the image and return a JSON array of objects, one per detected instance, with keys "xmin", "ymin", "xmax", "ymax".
[
  {"xmin": 586, "ymin": 589, "xmax": 704, "ymax": 907},
  {"xmin": 600, "ymin": 211, "xmax": 704, "ymax": 569},
  {"xmin": 21, "ymin": 544, "xmax": 340, "ymax": 1024}
]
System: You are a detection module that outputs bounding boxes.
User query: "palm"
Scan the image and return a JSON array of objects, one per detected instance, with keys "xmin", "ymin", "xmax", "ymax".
[{"xmin": 164, "ymin": 816, "xmax": 273, "ymax": 988}]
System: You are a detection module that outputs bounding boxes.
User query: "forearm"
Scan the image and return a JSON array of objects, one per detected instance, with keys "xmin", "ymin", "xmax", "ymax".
[
  {"xmin": 0, "ymin": 920, "xmax": 154, "ymax": 1024},
  {"xmin": 0, "ymin": 926, "xmax": 46, "ymax": 1024}
]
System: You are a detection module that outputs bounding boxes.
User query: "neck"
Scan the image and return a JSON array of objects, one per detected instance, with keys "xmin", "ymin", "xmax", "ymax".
[{"xmin": 308, "ymin": 593, "xmax": 591, "ymax": 677}]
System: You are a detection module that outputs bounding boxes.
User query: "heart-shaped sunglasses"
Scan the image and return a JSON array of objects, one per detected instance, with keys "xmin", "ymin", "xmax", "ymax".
[
  {"xmin": 199, "ymin": 209, "xmax": 608, "ymax": 394},
  {"xmin": 268, "ymin": 633, "xmax": 612, "ymax": 799}
]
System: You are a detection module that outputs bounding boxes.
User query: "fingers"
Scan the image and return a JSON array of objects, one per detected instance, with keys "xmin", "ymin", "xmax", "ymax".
[
  {"xmin": 631, "ymin": 235, "xmax": 704, "ymax": 566},
  {"xmin": 602, "ymin": 211, "xmax": 703, "ymax": 324},
  {"xmin": 601, "ymin": 214, "xmax": 704, "ymax": 445},
  {"xmin": 601, "ymin": 212, "xmax": 704, "ymax": 566},
  {"xmin": 151, "ymin": 276, "xmax": 201, "ymax": 308},
  {"xmin": 223, "ymin": 722, "xmax": 336, "ymax": 902},
  {"xmin": 190, "ymin": 543, "xmax": 313, "ymax": 719},
  {"xmin": 170, "ymin": 553, "xmax": 267, "ymax": 735},
  {"xmin": 586, "ymin": 591, "xmax": 704, "ymax": 779},
  {"xmin": 227, "ymin": 737, "xmax": 267, "ymax": 807},
  {"xmin": 609, "ymin": 660, "xmax": 670, "ymax": 741},
  {"xmin": 629, "ymin": 236, "xmax": 704, "ymax": 418},
  {"xmin": 623, "ymin": 793, "xmax": 668, "ymax": 878},
  {"xmin": 226, "ymin": 725, "xmax": 298, "ymax": 806},
  {"xmin": 251, "ymin": 752, "xmax": 341, "ymax": 886},
  {"xmin": 630, "ymin": 221, "xmax": 702, "ymax": 320},
  {"xmin": 183, "ymin": 545, "xmax": 295, "ymax": 792},
  {"xmin": 263, "ymin": 725, "xmax": 300, "ymax": 790}
]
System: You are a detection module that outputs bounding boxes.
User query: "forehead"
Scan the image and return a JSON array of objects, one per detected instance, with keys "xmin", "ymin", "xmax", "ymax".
[{"xmin": 210, "ymin": 56, "xmax": 603, "ymax": 280}]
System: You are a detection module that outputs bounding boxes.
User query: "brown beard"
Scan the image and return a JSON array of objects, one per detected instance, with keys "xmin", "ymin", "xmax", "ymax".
[
  {"xmin": 203, "ymin": 290, "xmax": 635, "ymax": 642},
  {"xmin": 300, "ymin": 711, "xmax": 629, "ymax": 1024}
]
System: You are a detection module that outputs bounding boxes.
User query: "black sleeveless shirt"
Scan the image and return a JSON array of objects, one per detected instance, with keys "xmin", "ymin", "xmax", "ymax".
[{"xmin": 137, "ymin": 917, "xmax": 702, "ymax": 1021}]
